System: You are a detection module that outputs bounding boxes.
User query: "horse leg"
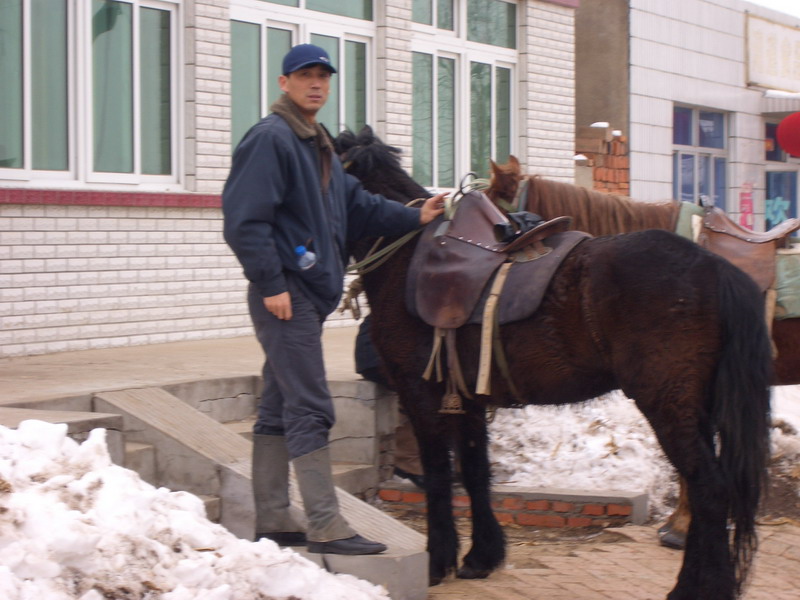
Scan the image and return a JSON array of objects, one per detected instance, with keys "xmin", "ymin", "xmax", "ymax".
[
  {"xmin": 644, "ymin": 423, "xmax": 735, "ymax": 600},
  {"xmin": 456, "ymin": 407, "xmax": 506, "ymax": 579},
  {"xmin": 405, "ymin": 405, "xmax": 460, "ymax": 585},
  {"xmin": 659, "ymin": 476, "xmax": 689, "ymax": 550}
]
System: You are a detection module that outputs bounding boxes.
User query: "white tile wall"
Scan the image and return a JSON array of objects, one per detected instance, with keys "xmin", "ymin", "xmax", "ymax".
[{"xmin": 1, "ymin": 0, "xmax": 580, "ymax": 357}]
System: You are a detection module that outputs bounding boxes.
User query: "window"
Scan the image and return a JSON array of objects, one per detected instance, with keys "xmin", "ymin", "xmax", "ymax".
[
  {"xmin": 412, "ymin": 0, "xmax": 455, "ymax": 30},
  {"xmin": 412, "ymin": 53, "xmax": 455, "ymax": 187},
  {"xmin": 766, "ymin": 122, "xmax": 786, "ymax": 162},
  {"xmin": 672, "ymin": 106, "xmax": 727, "ymax": 209},
  {"xmin": 467, "ymin": 0, "xmax": 516, "ymax": 49},
  {"xmin": 0, "ymin": 0, "xmax": 178, "ymax": 183},
  {"xmin": 411, "ymin": 0, "xmax": 516, "ymax": 186},
  {"xmin": 766, "ymin": 172, "xmax": 798, "ymax": 230},
  {"xmin": 228, "ymin": 16, "xmax": 370, "ymax": 149},
  {"xmin": 257, "ymin": 0, "xmax": 372, "ymax": 21}
]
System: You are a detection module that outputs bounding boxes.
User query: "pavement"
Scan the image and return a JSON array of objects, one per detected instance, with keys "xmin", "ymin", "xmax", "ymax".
[{"xmin": 1, "ymin": 326, "xmax": 798, "ymax": 599}]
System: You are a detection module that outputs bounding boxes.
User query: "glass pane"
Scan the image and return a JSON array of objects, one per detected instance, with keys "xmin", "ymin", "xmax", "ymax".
[
  {"xmin": 698, "ymin": 110, "xmax": 724, "ymax": 149},
  {"xmin": 344, "ymin": 41, "xmax": 367, "ymax": 133},
  {"xmin": 495, "ymin": 66, "xmax": 511, "ymax": 165},
  {"xmin": 714, "ymin": 157, "xmax": 726, "ymax": 210},
  {"xmin": 698, "ymin": 154, "xmax": 710, "ymax": 201},
  {"xmin": 267, "ymin": 28, "xmax": 292, "ymax": 107},
  {"xmin": 412, "ymin": 0, "xmax": 432, "ymax": 25},
  {"xmin": 412, "ymin": 52, "xmax": 433, "ymax": 187},
  {"xmin": 231, "ymin": 21, "xmax": 261, "ymax": 149},
  {"xmin": 0, "ymin": 0, "xmax": 23, "ymax": 168},
  {"xmin": 468, "ymin": 0, "xmax": 516, "ymax": 49},
  {"xmin": 437, "ymin": 56, "xmax": 455, "ymax": 188},
  {"xmin": 679, "ymin": 153, "xmax": 695, "ymax": 203},
  {"xmin": 307, "ymin": 0, "xmax": 372, "ymax": 20},
  {"xmin": 93, "ymin": 0, "xmax": 133, "ymax": 173},
  {"xmin": 470, "ymin": 61, "xmax": 491, "ymax": 177},
  {"xmin": 140, "ymin": 7, "xmax": 171, "ymax": 175},
  {"xmin": 765, "ymin": 122, "xmax": 784, "ymax": 162},
  {"xmin": 766, "ymin": 171, "xmax": 797, "ymax": 230},
  {"xmin": 438, "ymin": 0, "xmax": 454, "ymax": 30},
  {"xmin": 673, "ymin": 106, "xmax": 692, "ymax": 145},
  {"xmin": 310, "ymin": 34, "xmax": 339, "ymax": 133},
  {"xmin": 31, "ymin": 0, "xmax": 68, "ymax": 171}
]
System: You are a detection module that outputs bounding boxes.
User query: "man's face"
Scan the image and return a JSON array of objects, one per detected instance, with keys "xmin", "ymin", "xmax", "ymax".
[{"xmin": 279, "ymin": 65, "xmax": 332, "ymax": 122}]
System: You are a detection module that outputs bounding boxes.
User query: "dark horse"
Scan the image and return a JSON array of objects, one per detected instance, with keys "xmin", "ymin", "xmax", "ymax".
[
  {"xmin": 335, "ymin": 127, "xmax": 772, "ymax": 599},
  {"xmin": 488, "ymin": 156, "xmax": 800, "ymax": 547}
]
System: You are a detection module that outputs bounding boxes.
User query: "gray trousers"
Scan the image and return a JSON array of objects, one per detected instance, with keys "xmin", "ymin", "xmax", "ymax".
[{"xmin": 247, "ymin": 280, "xmax": 335, "ymax": 459}]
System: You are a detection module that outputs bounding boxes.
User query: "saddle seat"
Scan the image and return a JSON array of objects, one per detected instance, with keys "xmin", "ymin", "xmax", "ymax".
[
  {"xmin": 699, "ymin": 207, "xmax": 800, "ymax": 292},
  {"xmin": 406, "ymin": 191, "xmax": 584, "ymax": 330}
]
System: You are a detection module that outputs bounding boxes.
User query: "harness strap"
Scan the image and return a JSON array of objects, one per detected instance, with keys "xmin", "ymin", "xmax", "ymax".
[
  {"xmin": 423, "ymin": 327, "xmax": 445, "ymax": 382},
  {"xmin": 476, "ymin": 261, "xmax": 513, "ymax": 395}
]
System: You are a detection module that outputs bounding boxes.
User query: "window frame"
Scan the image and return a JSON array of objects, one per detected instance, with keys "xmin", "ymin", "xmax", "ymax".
[
  {"xmin": 229, "ymin": 2, "xmax": 375, "ymax": 144},
  {"xmin": 672, "ymin": 105, "xmax": 728, "ymax": 209},
  {"xmin": 410, "ymin": 0, "xmax": 518, "ymax": 188},
  {"xmin": 0, "ymin": 0, "xmax": 182, "ymax": 189}
]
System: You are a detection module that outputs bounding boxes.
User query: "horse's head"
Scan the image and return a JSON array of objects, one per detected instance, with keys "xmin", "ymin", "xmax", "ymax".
[
  {"xmin": 487, "ymin": 155, "xmax": 523, "ymax": 212},
  {"xmin": 334, "ymin": 125, "xmax": 430, "ymax": 204}
]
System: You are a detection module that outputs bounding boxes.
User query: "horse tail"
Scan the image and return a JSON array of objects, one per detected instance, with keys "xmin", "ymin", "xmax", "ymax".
[{"xmin": 713, "ymin": 261, "xmax": 772, "ymax": 593}]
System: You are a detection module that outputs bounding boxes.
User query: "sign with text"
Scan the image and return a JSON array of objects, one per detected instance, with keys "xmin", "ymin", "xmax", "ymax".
[{"xmin": 747, "ymin": 15, "xmax": 800, "ymax": 93}]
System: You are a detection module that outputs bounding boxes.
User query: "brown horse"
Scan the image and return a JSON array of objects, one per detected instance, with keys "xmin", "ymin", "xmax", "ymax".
[
  {"xmin": 335, "ymin": 127, "xmax": 772, "ymax": 599},
  {"xmin": 488, "ymin": 155, "xmax": 800, "ymax": 547}
]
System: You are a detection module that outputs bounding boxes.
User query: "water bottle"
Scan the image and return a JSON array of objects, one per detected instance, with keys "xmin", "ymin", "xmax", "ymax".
[{"xmin": 295, "ymin": 245, "xmax": 317, "ymax": 270}]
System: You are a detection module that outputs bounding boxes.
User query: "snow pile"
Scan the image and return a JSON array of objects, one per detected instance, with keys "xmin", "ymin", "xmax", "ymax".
[
  {"xmin": 0, "ymin": 420, "xmax": 389, "ymax": 600},
  {"xmin": 489, "ymin": 386, "xmax": 800, "ymax": 519}
]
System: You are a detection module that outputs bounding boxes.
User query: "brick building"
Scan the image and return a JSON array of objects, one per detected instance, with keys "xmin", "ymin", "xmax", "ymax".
[{"xmin": 2, "ymin": 0, "xmax": 799, "ymax": 358}]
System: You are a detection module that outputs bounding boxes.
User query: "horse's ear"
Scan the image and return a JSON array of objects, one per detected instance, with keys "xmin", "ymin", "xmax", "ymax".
[
  {"xmin": 509, "ymin": 155, "xmax": 521, "ymax": 173},
  {"xmin": 334, "ymin": 128, "xmax": 357, "ymax": 155},
  {"xmin": 357, "ymin": 124, "xmax": 376, "ymax": 145}
]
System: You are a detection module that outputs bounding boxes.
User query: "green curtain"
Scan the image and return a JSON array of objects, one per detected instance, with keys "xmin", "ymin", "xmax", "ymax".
[
  {"xmin": 140, "ymin": 7, "xmax": 171, "ymax": 174},
  {"xmin": 412, "ymin": 52, "xmax": 433, "ymax": 186},
  {"xmin": 307, "ymin": 0, "xmax": 372, "ymax": 20},
  {"xmin": 344, "ymin": 41, "xmax": 367, "ymax": 133},
  {"xmin": 31, "ymin": 0, "xmax": 68, "ymax": 171},
  {"xmin": 494, "ymin": 66, "xmax": 511, "ymax": 165},
  {"xmin": 0, "ymin": 0, "xmax": 23, "ymax": 168},
  {"xmin": 437, "ymin": 57, "xmax": 455, "ymax": 187},
  {"xmin": 310, "ymin": 34, "xmax": 339, "ymax": 133},
  {"xmin": 92, "ymin": 0, "xmax": 133, "ymax": 173},
  {"xmin": 470, "ymin": 61, "xmax": 491, "ymax": 178},
  {"xmin": 267, "ymin": 27, "xmax": 292, "ymax": 106},
  {"xmin": 467, "ymin": 0, "xmax": 516, "ymax": 49},
  {"xmin": 231, "ymin": 21, "xmax": 261, "ymax": 150}
]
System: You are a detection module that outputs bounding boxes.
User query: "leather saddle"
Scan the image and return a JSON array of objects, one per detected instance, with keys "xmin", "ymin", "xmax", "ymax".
[
  {"xmin": 406, "ymin": 191, "xmax": 588, "ymax": 329},
  {"xmin": 698, "ymin": 207, "xmax": 800, "ymax": 292}
]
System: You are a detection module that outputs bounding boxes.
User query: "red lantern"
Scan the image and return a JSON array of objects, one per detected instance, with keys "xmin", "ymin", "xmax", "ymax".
[{"xmin": 776, "ymin": 112, "xmax": 800, "ymax": 157}]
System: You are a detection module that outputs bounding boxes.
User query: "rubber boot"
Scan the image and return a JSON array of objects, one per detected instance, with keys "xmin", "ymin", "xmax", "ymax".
[
  {"xmin": 252, "ymin": 434, "xmax": 307, "ymax": 546},
  {"xmin": 292, "ymin": 446, "xmax": 387, "ymax": 555}
]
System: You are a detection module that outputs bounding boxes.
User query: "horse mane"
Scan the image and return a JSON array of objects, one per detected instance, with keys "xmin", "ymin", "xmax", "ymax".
[
  {"xmin": 526, "ymin": 176, "xmax": 680, "ymax": 236},
  {"xmin": 335, "ymin": 126, "xmax": 430, "ymax": 202},
  {"xmin": 488, "ymin": 157, "xmax": 680, "ymax": 237}
]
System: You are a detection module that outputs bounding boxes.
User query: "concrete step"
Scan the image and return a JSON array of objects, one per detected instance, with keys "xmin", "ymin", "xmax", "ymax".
[
  {"xmin": 223, "ymin": 418, "xmax": 378, "ymax": 497},
  {"xmin": 125, "ymin": 441, "xmax": 157, "ymax": 486},
  {"xmin": 93, "ymin": 387, "xmax": 427, "ymax": 600},
  {"xmin": 0, "ymin": 406, "xmax": 125, "ymax": 465}
]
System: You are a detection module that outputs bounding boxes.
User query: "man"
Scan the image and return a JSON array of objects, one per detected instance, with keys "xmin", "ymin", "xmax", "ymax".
[{"xmin": 222, "ymin": 44, "xmax": 445, "ymax": 556}]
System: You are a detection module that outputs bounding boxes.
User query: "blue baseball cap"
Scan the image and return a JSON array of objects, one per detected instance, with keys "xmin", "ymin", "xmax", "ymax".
[{"xmin": 282, "ymin": 44, "xmax": 337, "ymax": 76}]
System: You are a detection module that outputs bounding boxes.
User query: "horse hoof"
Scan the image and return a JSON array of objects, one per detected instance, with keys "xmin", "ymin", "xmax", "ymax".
[
  {"xmin": 659, "ymin": 529, "xmax": 686, "ymax": 550},
  {"xmin": 457, "ymin": 565, "xmax": 492, "ymax": 579},
  {"xmin": 429, "ymin": 575, "xmax": 443, "ymax": 587}
]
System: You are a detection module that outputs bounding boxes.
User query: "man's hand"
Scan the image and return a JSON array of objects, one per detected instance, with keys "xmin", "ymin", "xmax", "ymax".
[
  {"xmin": 419, "ymin": 192, "xmax": 447, "ymax": 225},
  {"xmin": 264, "ymin": 292, "xmax": 292, "ymax": 320}
]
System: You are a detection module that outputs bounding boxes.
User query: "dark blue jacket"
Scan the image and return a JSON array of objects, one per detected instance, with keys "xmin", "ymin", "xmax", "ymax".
[{"xmin": 223, "ymin": 111, "xmax": 421, "ymax": 317}]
